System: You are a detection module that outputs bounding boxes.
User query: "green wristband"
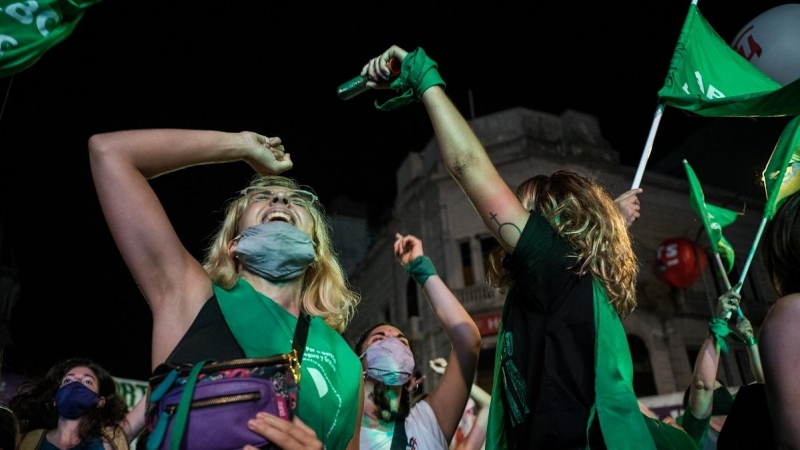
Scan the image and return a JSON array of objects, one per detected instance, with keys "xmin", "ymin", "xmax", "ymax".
[
  {"xmin": 375, "ymin": 47, "xmax": 446, "ymax": 111},
  {"xmin": 708, "ymin": 317, "xmax": 730, "ymax": 354},
  {"xmin": 745, "ymin": 336, "xmax": 757, "ymax": 347},
  {"xmin": 406, "ymin": 255, "xmax": 437, "ymax": 286}
]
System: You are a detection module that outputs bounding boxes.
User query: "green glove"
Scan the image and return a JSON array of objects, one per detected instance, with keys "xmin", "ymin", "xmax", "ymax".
[
  {"xmin": 406, "ymin": 255, "xmax": 437, "ymax": 286},
  {"xmin": 375, "ymin": 47, "xmax": 446, "ymax": 111},
  {"xmin": 708, "ymin": 317, "xmax": 730, "ymax": 354}
]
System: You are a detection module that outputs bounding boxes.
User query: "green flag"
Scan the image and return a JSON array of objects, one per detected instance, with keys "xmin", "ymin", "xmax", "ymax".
[
  {"xmin": 684, "ymin": 159, "xmax": 739, "ymax": 273},
  {"xmin": 657, "ymin": 3, "xmax": 800, "ymax": 117},
  {"xmin": 0, "ymin": 0, "xmax": 103, "ymax": 78},
  {"xmin": 762, "ymin": 115, "xmax": 800, "ymax": 219}
]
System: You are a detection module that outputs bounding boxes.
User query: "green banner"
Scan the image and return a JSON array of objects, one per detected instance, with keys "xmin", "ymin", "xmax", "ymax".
[
  {"xmin": 114, "ymin": 376, "xmax": 148, "ymax": 410},
  {"xmin": 683, "ymin": 160, "xmax": 738, "ymax": 273},
  {"xmin": 657, "ymin": 3, "xmax": 800, "ymax": 117},
  {"xmin": 0, "ymin": 0, "xmax": 103, "ymax": 77},
  {"xmin": 762, "ymin": 116, "xmax": 800, "ymax": 219}
]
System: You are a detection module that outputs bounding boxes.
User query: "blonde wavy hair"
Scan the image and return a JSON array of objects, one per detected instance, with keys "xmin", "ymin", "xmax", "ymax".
[
  {"xmin": 486, "ymin": 170, "xmax": 638, "ymax": 317},
  {"xmin": 202, "ymin": 175, "xmax": 360, "ymax": 332}
]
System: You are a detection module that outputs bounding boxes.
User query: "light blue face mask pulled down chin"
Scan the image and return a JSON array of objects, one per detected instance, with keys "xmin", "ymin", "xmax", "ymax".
[{"xmin": 234, "ymin": 222, "xmax": 316, "ymax": 282}]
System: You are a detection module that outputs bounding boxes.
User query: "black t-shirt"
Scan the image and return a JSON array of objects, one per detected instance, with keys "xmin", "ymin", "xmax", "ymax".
[
  {"xmin": 165, "ymin": 295, "xmax": 245, "ymax": 365},
  {"xmin": 500, "ymin": 212, "xmax": 601, "ymax": 449}
]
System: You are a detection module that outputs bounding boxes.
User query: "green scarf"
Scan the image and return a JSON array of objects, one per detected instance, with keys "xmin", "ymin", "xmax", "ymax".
[
  {"xmin": 588, "ymin": 277, "xmax": 656, "ymax": 449},
  {"xmin": 214, "ymin": 278, "xmax": 298, "ymax": 356}
]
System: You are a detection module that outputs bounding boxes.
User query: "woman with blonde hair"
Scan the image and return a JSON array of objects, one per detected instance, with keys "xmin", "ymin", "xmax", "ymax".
[{"xmin": 88, "ymin": 129, "xmax": 363, "ymax": 449}]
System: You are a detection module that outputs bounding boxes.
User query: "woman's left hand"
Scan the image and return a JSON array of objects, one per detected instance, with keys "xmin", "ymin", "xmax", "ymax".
[{"xmin": 243, "ymin": 132, "xmax": 294, "ymax": 175}]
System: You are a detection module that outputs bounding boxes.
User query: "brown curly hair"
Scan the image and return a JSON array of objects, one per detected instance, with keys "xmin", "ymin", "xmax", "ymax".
[{"xmin": 485, "ymin": 170, "xmax": 639, "ymax": 317}]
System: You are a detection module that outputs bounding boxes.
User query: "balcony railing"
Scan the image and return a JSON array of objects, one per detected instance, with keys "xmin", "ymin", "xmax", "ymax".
[{"xmin": 453, "ymin": 284, "xmax": 505, "ymax": 312}]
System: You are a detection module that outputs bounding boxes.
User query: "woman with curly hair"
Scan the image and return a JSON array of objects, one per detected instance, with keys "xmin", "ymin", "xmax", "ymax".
[
  {"xmin": 88, "ymin": 129, "xmax": 363, "ymax": 449},
  {"xmin": 358, "ymin": 44, "xmax": 670, "ymax": 449},
  {"xmin": 10, "ymin": 357, "xmax": 142, "ymax": 450}
]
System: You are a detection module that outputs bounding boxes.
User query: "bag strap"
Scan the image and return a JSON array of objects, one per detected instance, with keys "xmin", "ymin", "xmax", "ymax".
[
  {"xmin": 162, "ymin": 315, "xmax": 309, "ymax": 450},
  {"xmin": 169, "ymin": 360, "xmax": 207, "ymax": 450},
  {"xmin": 293, "ymin": 313, "xmax": 310, "ymax": 363},
  {"xmin": 391, "ymin": 419, "xmax": 407, "ymax": 450}
]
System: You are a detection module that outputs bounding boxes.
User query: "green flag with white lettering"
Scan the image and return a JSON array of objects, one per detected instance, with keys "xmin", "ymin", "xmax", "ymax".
[
  {"xmin": 658, "ymin": 3, "xmax": 800, "ymax": 117},
  {"xmin": 762, "ymin": 115, "xmax": 800, "ymax": 219},
  {"xmin": 684, "ymin": 160, "xmax": 739, "ymax": 273},
  {"xmin": 0, "ymin": 0, "xmax": 103, "ymax": 78}
]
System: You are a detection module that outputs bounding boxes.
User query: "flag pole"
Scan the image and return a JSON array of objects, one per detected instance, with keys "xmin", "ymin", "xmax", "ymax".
[
  {"xmin": 735, "ymin": 217, "xmax": 768, "ymax": 293},
  {"xmin": 631, "ymin": 103, "xmax": 665, "ymax": 189},
  {"xmin": 720, "ymin": 217, "xmax": 767, "ymax": 320}
]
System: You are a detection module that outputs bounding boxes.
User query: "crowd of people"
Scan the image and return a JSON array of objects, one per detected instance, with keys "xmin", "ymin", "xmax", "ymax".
[{"xmin": 0, "ymin": 43, "xmax": 797, "ymax": 450}]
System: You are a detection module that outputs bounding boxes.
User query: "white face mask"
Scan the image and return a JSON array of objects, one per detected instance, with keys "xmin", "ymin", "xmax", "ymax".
[
  {"xmin": 234, "ymin": 222, "xmax": 316, "ymax": 282},
  {"xmin": 360, "ymin": 337, "xmax": 415, "ymax": 386}
]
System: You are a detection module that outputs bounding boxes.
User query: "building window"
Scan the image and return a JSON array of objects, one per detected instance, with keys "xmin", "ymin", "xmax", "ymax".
[
  {"xmin": 460, "ymin": 240, "xmax": 475, "ymax": 286},
  {"xmin": 480, "ymin": 236, "xmax": 498, "ymax": 277},
  {"xmin": 406, "ymin": 278, "xmax": 419, "ymax": 318}
]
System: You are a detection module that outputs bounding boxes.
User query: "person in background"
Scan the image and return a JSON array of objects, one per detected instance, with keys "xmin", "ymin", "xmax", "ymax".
[
  {"xmin": 615, "ymin": 188, "xmax": 643, "ymax": 227},
  {"xmin": 10, "ymin": 357, "xmax": 144, "ymax": 450},
  {"xmin": 0, "ymin": 405, "xmax": 19, "ymax": 450},
  {"xmin": 429, "ymin": 357, "xmax": 490, "ymax": 450},
  {"xmin": 752, "ymin": 191, "xmax": 800, "ymax": 449},
  {"xmin": 358, "ymin": 43, "xmax": 695, "ymax": 449},
  {"xmin": 354, "ymin": 233, "xmax": 481, "ymax": 450},
  {"xmin": 87, "ymin": 129, "xmax": 363, "ymax": 449},
  {"xmin": 714, "ymin": 313, "xmax": 772, "ymax": 450},
  {"xmin": 0, "ymin": 350, "xmax": 20, "ymax": 450},
  {"xmin": 678, "ymin": 284, "xmax": 766, "ymax": 450}
]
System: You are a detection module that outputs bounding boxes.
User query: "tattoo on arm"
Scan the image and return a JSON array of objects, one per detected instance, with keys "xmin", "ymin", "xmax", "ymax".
[{"xmin": 490, "ymin": 211, "xmax": 521, "ymax": 250}]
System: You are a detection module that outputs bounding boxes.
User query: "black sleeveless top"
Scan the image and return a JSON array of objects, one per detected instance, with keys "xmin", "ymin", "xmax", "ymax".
[{"xmin": 164, "ymin": 294, "xmax": 245, "ymax": 364}]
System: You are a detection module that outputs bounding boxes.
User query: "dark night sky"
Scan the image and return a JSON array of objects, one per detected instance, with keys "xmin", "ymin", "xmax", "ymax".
[{"xmin": 0, "ymin": 0, "xmax": 793, "ymax": 381}]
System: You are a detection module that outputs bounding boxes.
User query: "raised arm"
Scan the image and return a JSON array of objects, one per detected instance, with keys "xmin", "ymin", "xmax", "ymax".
[
  {"xmin": 394, "ymin": 233, "xmax": 481, "ymax": 443},
  {"xmin": 734, "ymin": 316, "xmax": 764, "ymax": 383},
  {"xmin": 431, "ymin": 357, "xmax": 491, "ymax": 450},
  {"xmin": 687, "ymin": 289, "xmax": 740, "ymax": 420},
  {"xmin": 362, "ymin": 46, "xmax": 529, "ymax": 252},
  {"xmin": 123, "ymin": 395, "xmax": 147, "ymax": 442},
  {"xmin": 87, "ymin": 129, "xmax": 291, "ymax": 366}
]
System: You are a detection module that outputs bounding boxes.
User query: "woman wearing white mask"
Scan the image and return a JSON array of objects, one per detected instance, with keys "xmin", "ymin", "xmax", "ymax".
[{"xmin": 354, "ymin": 233, "xmax": 482, "ymax": 450}]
